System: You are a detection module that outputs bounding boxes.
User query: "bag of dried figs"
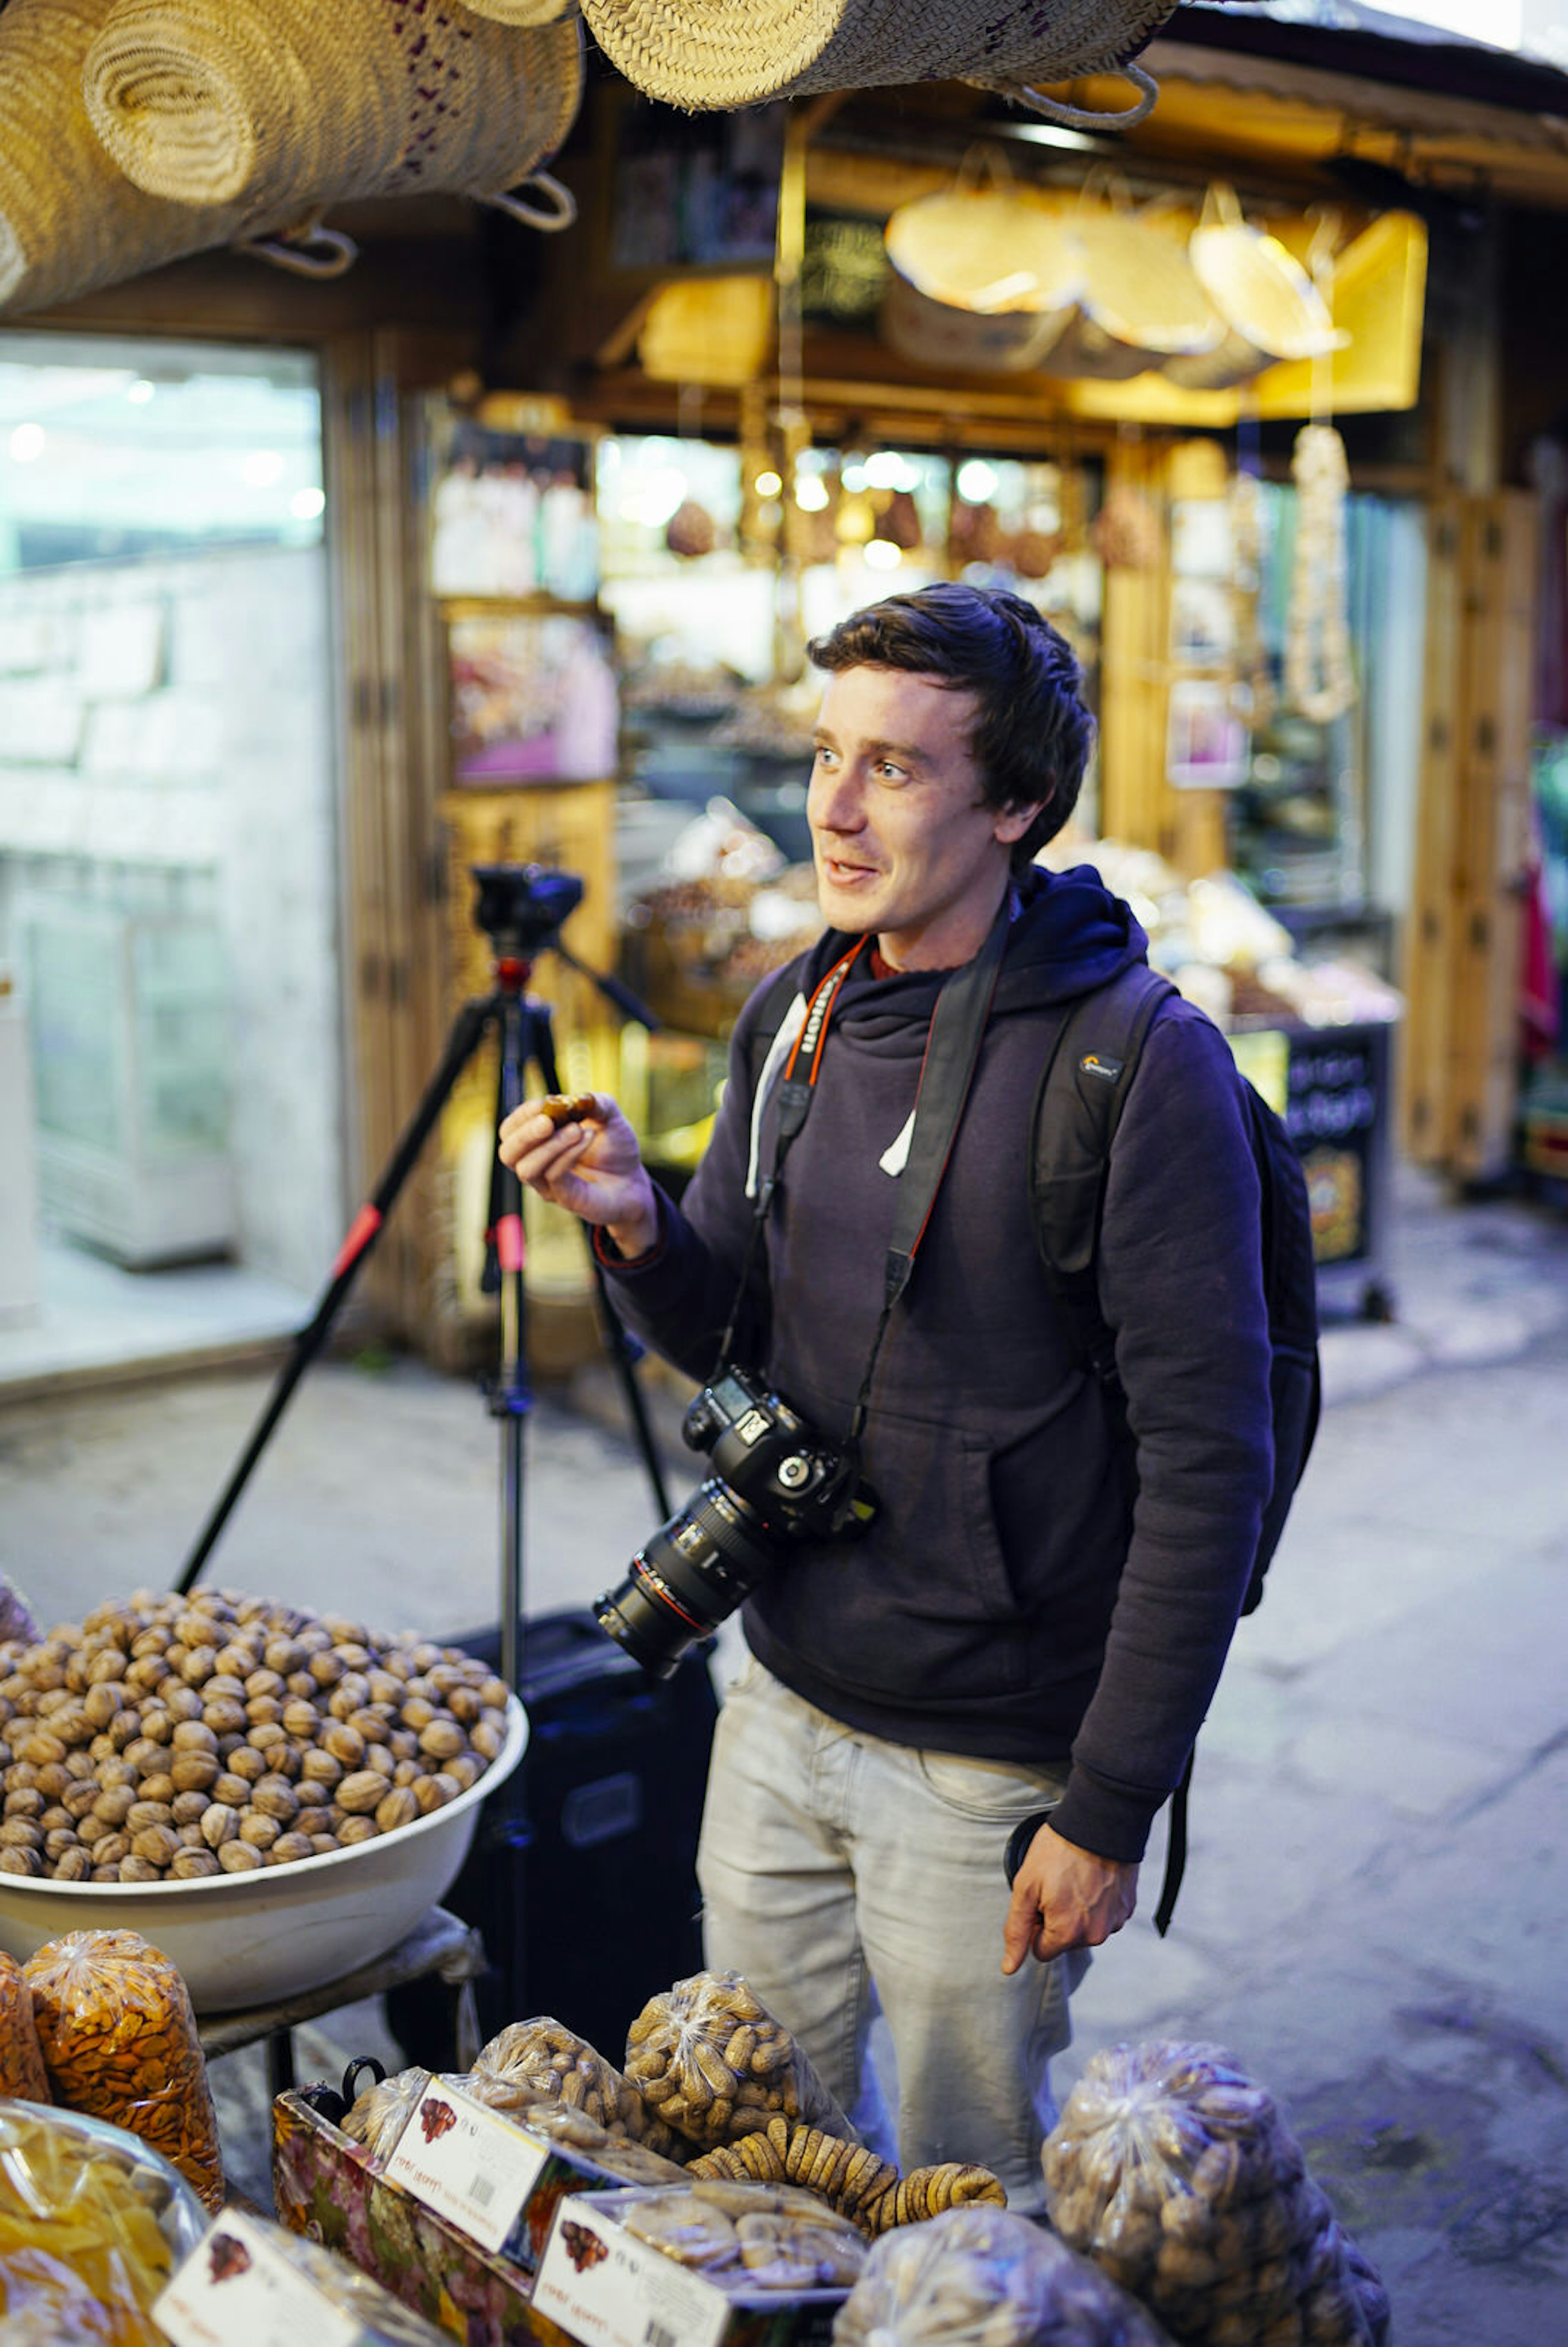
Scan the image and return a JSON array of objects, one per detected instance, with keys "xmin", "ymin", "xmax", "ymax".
[
  {"xmin": 835, "ymin": 2205, "xmax": 1180, "ymax": 2347},
  {"xmin": 474, "ymin": 2017, "xmax": 688, "ymax": 2160},
  {"xmin": 1042, "ymin": 2042, "xmax": 1389, "ymax": 2347},
  {"xmin": 624, "ymin": 1969, "xmax": 855, "ymax": 2151},
  {"xmin": 23, "ymin": 1928, "xmax": 224, "ymax": 2211}
]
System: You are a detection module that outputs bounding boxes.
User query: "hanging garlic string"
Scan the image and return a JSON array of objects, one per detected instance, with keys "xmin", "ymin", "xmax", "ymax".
[{"xmin": 1285, "ymin": 421, "xmax": 1356, "ymax": 724}]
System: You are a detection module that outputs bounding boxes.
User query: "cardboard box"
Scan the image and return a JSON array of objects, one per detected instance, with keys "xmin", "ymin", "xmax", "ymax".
[{"xmin": 533, "ymin": 2191, "xmax": 853, "ymax": 2347}]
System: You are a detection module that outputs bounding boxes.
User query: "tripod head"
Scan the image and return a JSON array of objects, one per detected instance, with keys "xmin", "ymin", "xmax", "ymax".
[{"xmin": 471, "ymin": 862, "xmax": 584, "ymax": 961}]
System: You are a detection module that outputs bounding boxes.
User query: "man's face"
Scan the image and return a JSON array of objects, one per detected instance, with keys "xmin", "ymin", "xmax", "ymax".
[{"xmin": 807, "ymin": 664, "xmax": 1040, "ymax": 971}]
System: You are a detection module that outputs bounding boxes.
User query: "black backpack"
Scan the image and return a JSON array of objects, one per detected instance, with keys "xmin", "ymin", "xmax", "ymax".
[{"xmin": 744, "ymin": 956, "xmax": 1321, "ymax": 1928}]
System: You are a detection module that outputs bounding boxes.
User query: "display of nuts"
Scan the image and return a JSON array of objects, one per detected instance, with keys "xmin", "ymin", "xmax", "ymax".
[{"xmin": 0, "ymin": 1593, "xmax": 508, "ymax": 1882}]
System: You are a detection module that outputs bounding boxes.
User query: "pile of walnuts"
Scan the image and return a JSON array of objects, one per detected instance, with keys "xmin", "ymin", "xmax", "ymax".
[{"xmin": 0, "ymin": 1589, "xmax": 510, "ymax": 1884}]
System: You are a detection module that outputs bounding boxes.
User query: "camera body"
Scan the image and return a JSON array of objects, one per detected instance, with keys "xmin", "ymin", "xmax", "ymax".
[
  {"xmin": 683, "ymin": 1367, "xmax": 856, "ymax": 1543},
  {"xmin": 594, "ymin": 1366, "xmax": 873, "ymax": 1678}
]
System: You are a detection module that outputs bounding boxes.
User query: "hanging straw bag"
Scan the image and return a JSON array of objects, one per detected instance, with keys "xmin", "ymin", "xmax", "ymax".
[
  {"xmin": 576, "ymin": 0, "xmax": 1174, "ymax": 126},
  {"xmin": 82, "ymin": 0, "xmax": 582, "ymax": 234},
  {"xmin": 0, "ymin": 0, "xmax": 262, "ymax": 316},
  {"xmin": 1165, "ymin": 185, "xmax": 1347, "ymax": 390},
  {"xmin": 1039, "ymin": 185, "xmax": 1221, "ymax": 380},
  {"xmin": 881, "ymin": 153, "xmax": 1085, "ymax": 375}
]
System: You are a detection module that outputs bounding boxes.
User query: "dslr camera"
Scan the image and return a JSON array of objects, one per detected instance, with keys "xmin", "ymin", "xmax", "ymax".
[{"xmin": 594, "ymin": 1366, "xmax": 875, "ymax": 1677}]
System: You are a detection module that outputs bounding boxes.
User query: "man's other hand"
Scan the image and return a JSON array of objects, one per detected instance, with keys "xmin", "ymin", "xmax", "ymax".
[
  {"xmin": 1001, "ymin": 1823, "xmax": 1138, "ymax": 1973},
  {"xmin": 497, "ymin": 1093, "xmax": 659, "ymax": 1258}
]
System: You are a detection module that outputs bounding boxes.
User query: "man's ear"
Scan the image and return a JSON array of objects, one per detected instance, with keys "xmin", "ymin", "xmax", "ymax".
[{"xmin": 993, "ymin": 800, "xmax": 1045, "ymax": 847}]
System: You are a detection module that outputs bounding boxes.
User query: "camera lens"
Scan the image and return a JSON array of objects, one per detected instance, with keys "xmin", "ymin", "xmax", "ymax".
[{"xmin": 593, "ymin": 1480, "xmax": 778, "ymax": 1678}]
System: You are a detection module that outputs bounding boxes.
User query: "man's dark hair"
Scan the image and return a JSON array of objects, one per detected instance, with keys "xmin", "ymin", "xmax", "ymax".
[{"xmin": 806, "ymin": 582, "xmax": 1096, "ymax": 869}]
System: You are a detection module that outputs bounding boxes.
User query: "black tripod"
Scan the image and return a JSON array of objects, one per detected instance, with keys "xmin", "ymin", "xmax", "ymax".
[{"xmin": 176, "ymin": 861, "xmax": 672, "ymax": 1692}]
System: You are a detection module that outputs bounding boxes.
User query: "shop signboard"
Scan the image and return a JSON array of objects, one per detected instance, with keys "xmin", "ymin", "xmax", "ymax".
[{"xmin": 1284, "ymin": 1023, "xmax": 1388, "ymax": 1266}]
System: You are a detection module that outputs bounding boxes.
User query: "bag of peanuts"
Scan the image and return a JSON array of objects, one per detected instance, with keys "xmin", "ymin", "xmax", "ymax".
[
  {"xmin": 834, "ymin": 2204, "xmax": 1180, "ymax": 2347},
  {"xmin": 1042, "ymin": 2042, "xmax": 1391, "ymax": 2347},
  {"xmin": 0, "ymin": 1951, "xmax": 50, "ymax": 2102},
  {"xmin": 23, "ymin": 1928, "xmax": 225, "ymax": 2212},
  {"xmin": 475, "ymin": 2017, "xmax": 690, "ymax": 2160},
  {"xmin": 341, "ymin": 2059, "xmax": 690, "ymax": 2189},
  {"xmin": 624, "ymin": 1970, "xmax": 855, "ymax": 2151}
]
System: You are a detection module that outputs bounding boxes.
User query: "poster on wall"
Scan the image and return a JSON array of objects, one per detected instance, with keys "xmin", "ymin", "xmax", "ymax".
[
  {"xmin": 607, "ymin": 103, "xmax": 784, "ymax": 275},
  {"xmin": 448, "ymin": 615, "xmax": 618, "ymax": 784},
  {"xmin": 430, "ymin": 423, "xmax": 599, "ymax": 605},
  {"xmin": 1167, "ymin": 678, "xmax": 1249, "ymax": 790}
]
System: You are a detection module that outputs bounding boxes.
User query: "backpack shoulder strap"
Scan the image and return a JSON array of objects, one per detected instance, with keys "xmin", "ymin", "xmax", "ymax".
[
  {"xmin": 1029, "ymin": 965, "xmax": 1177, "ymax": 1382},
  {"xmin": 742, "ymin": 962, "xmax": 810, "ymax": 1203}
]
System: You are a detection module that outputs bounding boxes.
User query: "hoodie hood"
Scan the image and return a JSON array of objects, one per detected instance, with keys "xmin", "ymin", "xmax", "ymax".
[{"xmin": 798, "ymin": 862, "xmax": 1148, "ymax": 1035}]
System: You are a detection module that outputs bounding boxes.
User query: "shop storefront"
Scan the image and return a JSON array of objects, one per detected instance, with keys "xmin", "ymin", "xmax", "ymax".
[{"xmin": 4, "ymin": 4, "xmax": 1566, "ymax": 1383}]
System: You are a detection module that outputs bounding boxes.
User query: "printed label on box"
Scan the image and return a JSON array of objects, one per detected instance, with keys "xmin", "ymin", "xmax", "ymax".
[
  {"xmin": 154, "ymin": 2209, "xmax": 363, "ymax": 2347},
  {"xmin": 535, "ymin": 2196, "xmax": 731, "ymax": 2347},
  {"xmin": 383, "ymin": 2078, "xmax": 550, "ymax": 2255}
]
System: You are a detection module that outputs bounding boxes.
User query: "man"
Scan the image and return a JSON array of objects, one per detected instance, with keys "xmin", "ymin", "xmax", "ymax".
[{"xmin": 499, "ymin": 583, "xmax": 1274, "ymax": 2204}]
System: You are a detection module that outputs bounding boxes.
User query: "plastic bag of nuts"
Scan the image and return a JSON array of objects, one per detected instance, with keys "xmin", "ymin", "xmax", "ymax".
[
  {"xmin": 475, "ymin": 2019, "xmax": 689, "ymax": 2162},
  {"xmin": 23, "ymin": 1927, "xmax": 225, "ymax": 2212},
  {"xmin": 1042, "ymin": 2042, "xmax": 1390, "ymax": 2347},
  {"xmin": 624, "ymin": 1970, "xmax": 855, "ymax": 2151},
  {"xmin": 833, "ymin": 2204, "xmax": 1180, "ymax": 2347},
  {"xmin": 0, "ymin": 1588, "xmax": 511, "ymax": 1885},
  {"xmin": 0, "ymin": 1949, "xmax": 50, "ymax": 2101}
]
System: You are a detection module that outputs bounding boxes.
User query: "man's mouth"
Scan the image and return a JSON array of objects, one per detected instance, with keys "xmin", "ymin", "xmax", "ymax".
[{"xmin": 821, "ymin": 854, "xmax": 877, "ymax": 882}]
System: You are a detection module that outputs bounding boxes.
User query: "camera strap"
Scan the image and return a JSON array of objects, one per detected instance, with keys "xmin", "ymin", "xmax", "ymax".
[{"xmin": 716, "ymin": 897, "xmax": 1011, "ymax": 1462}]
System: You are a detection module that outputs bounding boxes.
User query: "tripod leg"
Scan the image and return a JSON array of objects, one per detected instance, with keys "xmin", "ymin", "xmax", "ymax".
[
  {"xmin": 492, "ymin": 990, "xmax": 532, "ymax": 1696},
  {"xmin": 530, "ymin": 1009, "xmax": 672, "ymax": 1521},
  {"xmin": 176, "ymin": 992, "xmax": 499, "ymax": 1594}
]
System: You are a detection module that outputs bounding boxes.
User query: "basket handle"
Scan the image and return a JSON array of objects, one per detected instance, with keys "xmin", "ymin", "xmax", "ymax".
[
  {"xmin": 953, "ymin": 140, "xmax": 1016, "ymax": 198},
  {"xmin": 482, "ymin": 171, "xmax": 578, "ymax": 233},
  {"xmin": 239, "ymin": 217, "xmax": 359, "ymax": 280},
  {"xmin": 997, "ymin": 62, "xmax": 1159, "ymax": 133},
  {"xmin": 1199, "ymin": 181, "xmax": 1246, "ymax": 234}
]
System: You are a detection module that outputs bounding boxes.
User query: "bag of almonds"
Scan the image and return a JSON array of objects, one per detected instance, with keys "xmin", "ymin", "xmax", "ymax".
[
  {"xmin": 835, "ymin": 2204, "xmax": 1180, "ymax": 2347},
  {"xmin": 0, "ymin": 1950, "xmax": 50, "ymax": 2101},
  {"xmin": 1042, "ymin": 2042, "xmax": 1390, "ymax": 2347},
  {"xmin": 23, "ymin": 1928, "xmax": 224, "ymax": 2211},
  {"xmin": 624, "ymin": 1970, "xmax": 855, "ymax": 2151},
  {"xmin": 474, "ymin": 2018, "xmax": 688, "ymax": 2160}
]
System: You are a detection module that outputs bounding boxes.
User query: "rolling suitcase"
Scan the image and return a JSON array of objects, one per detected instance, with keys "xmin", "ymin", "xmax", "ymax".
[{"xmin": 386, "ymin": 1609, "xmax": 718, "ymax": 2069}]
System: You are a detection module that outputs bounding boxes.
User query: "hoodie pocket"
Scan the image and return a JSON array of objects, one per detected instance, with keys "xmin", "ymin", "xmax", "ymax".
[{"xmin": 759, "ymin": 1408, "xmax": 1031, "ymax": 1706}]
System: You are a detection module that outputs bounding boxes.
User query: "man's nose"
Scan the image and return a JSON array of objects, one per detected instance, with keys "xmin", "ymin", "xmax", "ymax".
[{"xmin": 810, "ymin": 761, "xmax": 865, "ymax": 833}]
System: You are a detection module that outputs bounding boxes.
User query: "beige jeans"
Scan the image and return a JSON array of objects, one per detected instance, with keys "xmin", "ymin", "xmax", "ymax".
[{"xmin": 696, "ymin": 1651, "xmax": 1085, "ymax": 2211}]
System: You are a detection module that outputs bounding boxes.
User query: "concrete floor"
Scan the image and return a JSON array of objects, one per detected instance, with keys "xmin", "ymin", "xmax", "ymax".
[{"xmin": 2, "ymin": 1163, "xmax": 1566, "ymax": 2343}]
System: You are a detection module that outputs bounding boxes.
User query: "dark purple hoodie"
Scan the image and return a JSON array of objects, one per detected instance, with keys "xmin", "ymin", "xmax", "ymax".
[{"xmin": 601, "ymin": 863, "xmax": 1274, "ymax": 1861}]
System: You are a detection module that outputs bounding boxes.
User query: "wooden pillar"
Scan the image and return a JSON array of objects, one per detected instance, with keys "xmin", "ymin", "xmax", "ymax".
[
  {"xmin": 322, "ymin": 332, "xmax": 448, "ymax": 1340},
  {"xmin": 1403, "ymin": 489, "xmax": 1537, "ymax": 1179},
  {"xmin": 1097, "ymin": 436, "xmax": 1172, "ymax": 855}
]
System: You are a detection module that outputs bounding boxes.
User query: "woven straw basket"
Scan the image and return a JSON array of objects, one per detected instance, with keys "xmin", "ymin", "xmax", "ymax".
[
  {"xmin": 1040, "ymin": 197, "xmax": 1221, "ymax": 379},
  {"xmin": 0, "ymin": 0, "xmax": 261, "ymax": 315},
  {"xmin": 882, "ymin": 171, "xmax": 1084, "ymax": 374},
  {"xmin": 576, "ymin": 0, "xmax": 1175, "ymax": 117},
  {"xmin": 1165, "ymin": 185, "xmax": 1346, "ymax": 390},
  {"xmin": 83, "ymin": 0, "xmax": 582, "ymax": 223}
]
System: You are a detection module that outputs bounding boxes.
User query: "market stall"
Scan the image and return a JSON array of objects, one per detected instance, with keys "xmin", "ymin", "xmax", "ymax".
[{"xmin": 0, "ymin": 1570, "xmax": 1393, "ymax": 2347}]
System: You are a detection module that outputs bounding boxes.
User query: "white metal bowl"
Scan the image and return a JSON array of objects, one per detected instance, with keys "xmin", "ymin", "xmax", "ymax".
[{"xmin": 0, "ymin": 1696, "xmax": 526, "ymax": 2014}]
